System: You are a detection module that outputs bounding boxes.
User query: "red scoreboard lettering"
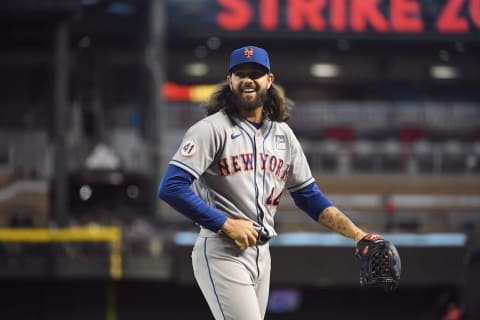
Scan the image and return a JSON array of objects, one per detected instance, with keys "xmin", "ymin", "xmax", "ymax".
[
  {"xmin": 351, "ymin": 0, "xmax": 389, "ymax": 32},
  {"xmin": 216, "ymin": 0, "xmax": 479, "ymax": 33},
  {"xmin": 391, "ymin": 0, "xmax": 423, "ymax": 32},
  {"xmin": 287, "ymin": 0, "xmax": 327, "ymax": 31},
  {"xmin": 216, "ymin": 0, "xmax": 252, "ymax": 30},
  {"xmin": 261, "ymin": 0, "xmax": 279, "ymax": 30}
]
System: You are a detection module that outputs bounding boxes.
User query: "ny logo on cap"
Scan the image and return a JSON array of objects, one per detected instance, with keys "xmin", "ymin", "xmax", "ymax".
[{"xmin": 244, "ymin": 47, "xmax": 254, "ymax": 58}]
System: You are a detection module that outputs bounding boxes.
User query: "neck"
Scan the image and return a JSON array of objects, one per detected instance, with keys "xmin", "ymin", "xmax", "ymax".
[{"xmin": 241, "ymin": 106, "xmax": 264, "ymax": 124}]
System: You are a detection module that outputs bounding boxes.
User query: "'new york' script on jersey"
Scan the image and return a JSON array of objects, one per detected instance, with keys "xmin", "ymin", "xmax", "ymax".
[{"xmin": 218, "ymin": 152, "xmax": 290, "ymax": 182}]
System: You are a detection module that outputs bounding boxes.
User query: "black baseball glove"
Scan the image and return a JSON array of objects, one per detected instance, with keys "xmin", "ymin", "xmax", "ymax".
[{"xmin": 355, "ymin": 234, "xmax": 401, "ymax": 291}]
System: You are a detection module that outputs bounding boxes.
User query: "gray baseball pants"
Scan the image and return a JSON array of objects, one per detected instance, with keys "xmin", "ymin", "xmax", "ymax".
[{"xmin": 192, "ymin": 229, "xmax": 271, "ymax": 320}]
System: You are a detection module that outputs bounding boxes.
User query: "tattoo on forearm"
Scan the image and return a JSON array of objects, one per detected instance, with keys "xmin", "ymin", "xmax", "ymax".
[{"xmin": 319, "ymin": 207, "xmax": 358, "ymax": 238}]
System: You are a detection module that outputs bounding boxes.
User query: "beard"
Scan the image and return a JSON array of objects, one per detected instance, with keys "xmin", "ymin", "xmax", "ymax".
[{"xmin": 231, "ymin": 86, "xmax": 268, "ymax": 113}]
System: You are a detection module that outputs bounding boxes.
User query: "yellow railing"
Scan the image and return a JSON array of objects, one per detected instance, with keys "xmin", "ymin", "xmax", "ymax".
[{"xmin": 0, "ymin": 226, "xmax": 122, "ymax": 279}]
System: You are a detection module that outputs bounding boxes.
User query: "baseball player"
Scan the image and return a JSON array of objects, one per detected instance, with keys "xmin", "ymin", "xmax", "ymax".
[{"xmin": 158, "ymin": 45, "xmax": 372, "ymax": 320}]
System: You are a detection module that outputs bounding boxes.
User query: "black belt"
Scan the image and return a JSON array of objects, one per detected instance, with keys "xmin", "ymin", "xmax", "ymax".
[{"xmin": 257, "ymin": 228, "xmax": 271, "ymax": 245}]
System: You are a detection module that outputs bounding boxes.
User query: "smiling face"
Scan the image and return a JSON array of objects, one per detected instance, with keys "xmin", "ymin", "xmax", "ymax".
[{"xmin": 227, "ymin": 63, "xmax": 274, "ymax": 118}]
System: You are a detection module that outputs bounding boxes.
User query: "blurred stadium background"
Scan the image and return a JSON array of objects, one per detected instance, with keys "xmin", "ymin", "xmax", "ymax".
[{"xmin": 1, "ymin": 0, "xmax": 479, "ymax": 319}]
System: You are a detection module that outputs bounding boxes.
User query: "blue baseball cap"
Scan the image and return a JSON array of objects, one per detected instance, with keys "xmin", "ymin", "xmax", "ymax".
[{"xmin": 229, "ymin": 45, "xmax": 271, "ymax": 73}]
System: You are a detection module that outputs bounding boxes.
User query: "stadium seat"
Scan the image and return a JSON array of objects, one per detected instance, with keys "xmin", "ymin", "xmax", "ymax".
[
  {"xmin": 410, "ymin": 139, "xmax": 435, "ymax": 173},
  {"xmin": 351, "ymin": 139, "xmax": 377, "ymax": 172},
  {"xmin": 379, "ymin": 139, "xmax": 404, "ymax": 172},
  {"xmin": 441, "ymin": 140, "xmax": 467, "ymax": 173},
  {"xmin": 317, "ymin": 139, "xmax": 341, "ymax": 172},
  {"xmin": 466, "ymin": 141, "xmax": 480, "ymax": 174}
]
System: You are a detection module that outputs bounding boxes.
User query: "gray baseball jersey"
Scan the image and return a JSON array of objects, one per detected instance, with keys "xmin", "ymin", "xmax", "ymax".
[
  {"xmin": 170, "ymin": 110, "xmax": 314, "ymax": 236},
  {"xmin": 169, "ymin": 110, "xmax": 314, "ymax": 319}
]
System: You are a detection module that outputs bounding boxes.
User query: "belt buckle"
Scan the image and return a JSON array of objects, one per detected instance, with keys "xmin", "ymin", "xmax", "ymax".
[{"xmin": 257, "ymin": 228, "xmax": 271, "ymax": 245}]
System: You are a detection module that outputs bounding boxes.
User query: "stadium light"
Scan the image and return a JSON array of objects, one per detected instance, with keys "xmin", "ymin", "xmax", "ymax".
[
  {"xmin": 184, "ymin": 62, "xmax": 209, "ymax": 77},
  {"xmin": 430, "ymin": 65, "xmax": 459, "ymax": 79},
  {"xmin": 310, "ymin": 63, "xmax": 341, "ymax": 78}
]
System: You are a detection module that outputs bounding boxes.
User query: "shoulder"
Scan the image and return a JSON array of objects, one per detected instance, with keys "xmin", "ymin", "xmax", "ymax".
[
  {"xmin": 201, "ymin": 111, "xmax": 234, "ymax": 131},
  {"xmin": 274, "ymin": 120, "xmax": 293, "ymax": 130},
  {"xmin": 271, "ymin": 120, "xmax": 296, "ymax": 137},
  {"xmin": 185, "ymin": 111, "xmax": 232, "ymax": 138},
  {"xmin": 203, "ymin": 111, "xmax": 230, "ymax": 125},
  {"xmin": 188, "ymin": 112, "xmax": 223, "ymax": 130}
]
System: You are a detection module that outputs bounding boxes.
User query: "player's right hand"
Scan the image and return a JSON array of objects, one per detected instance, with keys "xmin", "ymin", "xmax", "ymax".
[{"xmin": 221, "ymin": 218, "xmax": 258, "ymax": 250}]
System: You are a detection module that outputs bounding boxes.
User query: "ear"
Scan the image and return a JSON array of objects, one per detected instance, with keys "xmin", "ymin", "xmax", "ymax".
[
  {"xmin": 267, "ymin": 73, "xmax": 274, "ymax": 89},
  {"xmin": 227, "ymin": 74, "xmax": 233, "ymax": 90}
]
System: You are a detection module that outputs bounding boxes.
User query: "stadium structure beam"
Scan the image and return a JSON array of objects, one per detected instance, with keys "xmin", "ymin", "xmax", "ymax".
[
  {"xmin": 53, "ymin": 21, "xmax": 70, "ymax": 227},
  {"xmin": 145, "ymin": 0, "xmax": 167, "ymax": 219}
]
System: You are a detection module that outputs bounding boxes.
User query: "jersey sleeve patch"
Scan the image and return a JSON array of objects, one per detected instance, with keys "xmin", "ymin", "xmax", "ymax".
[{"xmin": 180, "ymin": 140, "xmax": 197, "ymax": 157}]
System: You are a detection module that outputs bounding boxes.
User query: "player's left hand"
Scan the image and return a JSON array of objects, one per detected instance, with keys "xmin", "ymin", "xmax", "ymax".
[{"xmin": 355, "ymin": 233, "xmax": 401, "ymax": 291}]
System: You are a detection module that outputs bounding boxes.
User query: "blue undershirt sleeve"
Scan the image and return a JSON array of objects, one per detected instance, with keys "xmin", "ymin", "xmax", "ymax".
[
  {"xmin": 291, "ymin": 182, "xmax": 334, "ymax": 221},
  {"xmin": 157, "ymin": 164, "xmax": 227, "ymax": 232}
]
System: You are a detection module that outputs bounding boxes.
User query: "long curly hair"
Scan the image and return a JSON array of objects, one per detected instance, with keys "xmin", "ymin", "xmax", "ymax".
[{"xmin": 201, "ymin": 82, "xmax": 293, "ymax": 122}]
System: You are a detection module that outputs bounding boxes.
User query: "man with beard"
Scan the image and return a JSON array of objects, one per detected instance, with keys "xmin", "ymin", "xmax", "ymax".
[{"xmin": 158, "ymin": 45, "xmax": 370, "ymax": 319}]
